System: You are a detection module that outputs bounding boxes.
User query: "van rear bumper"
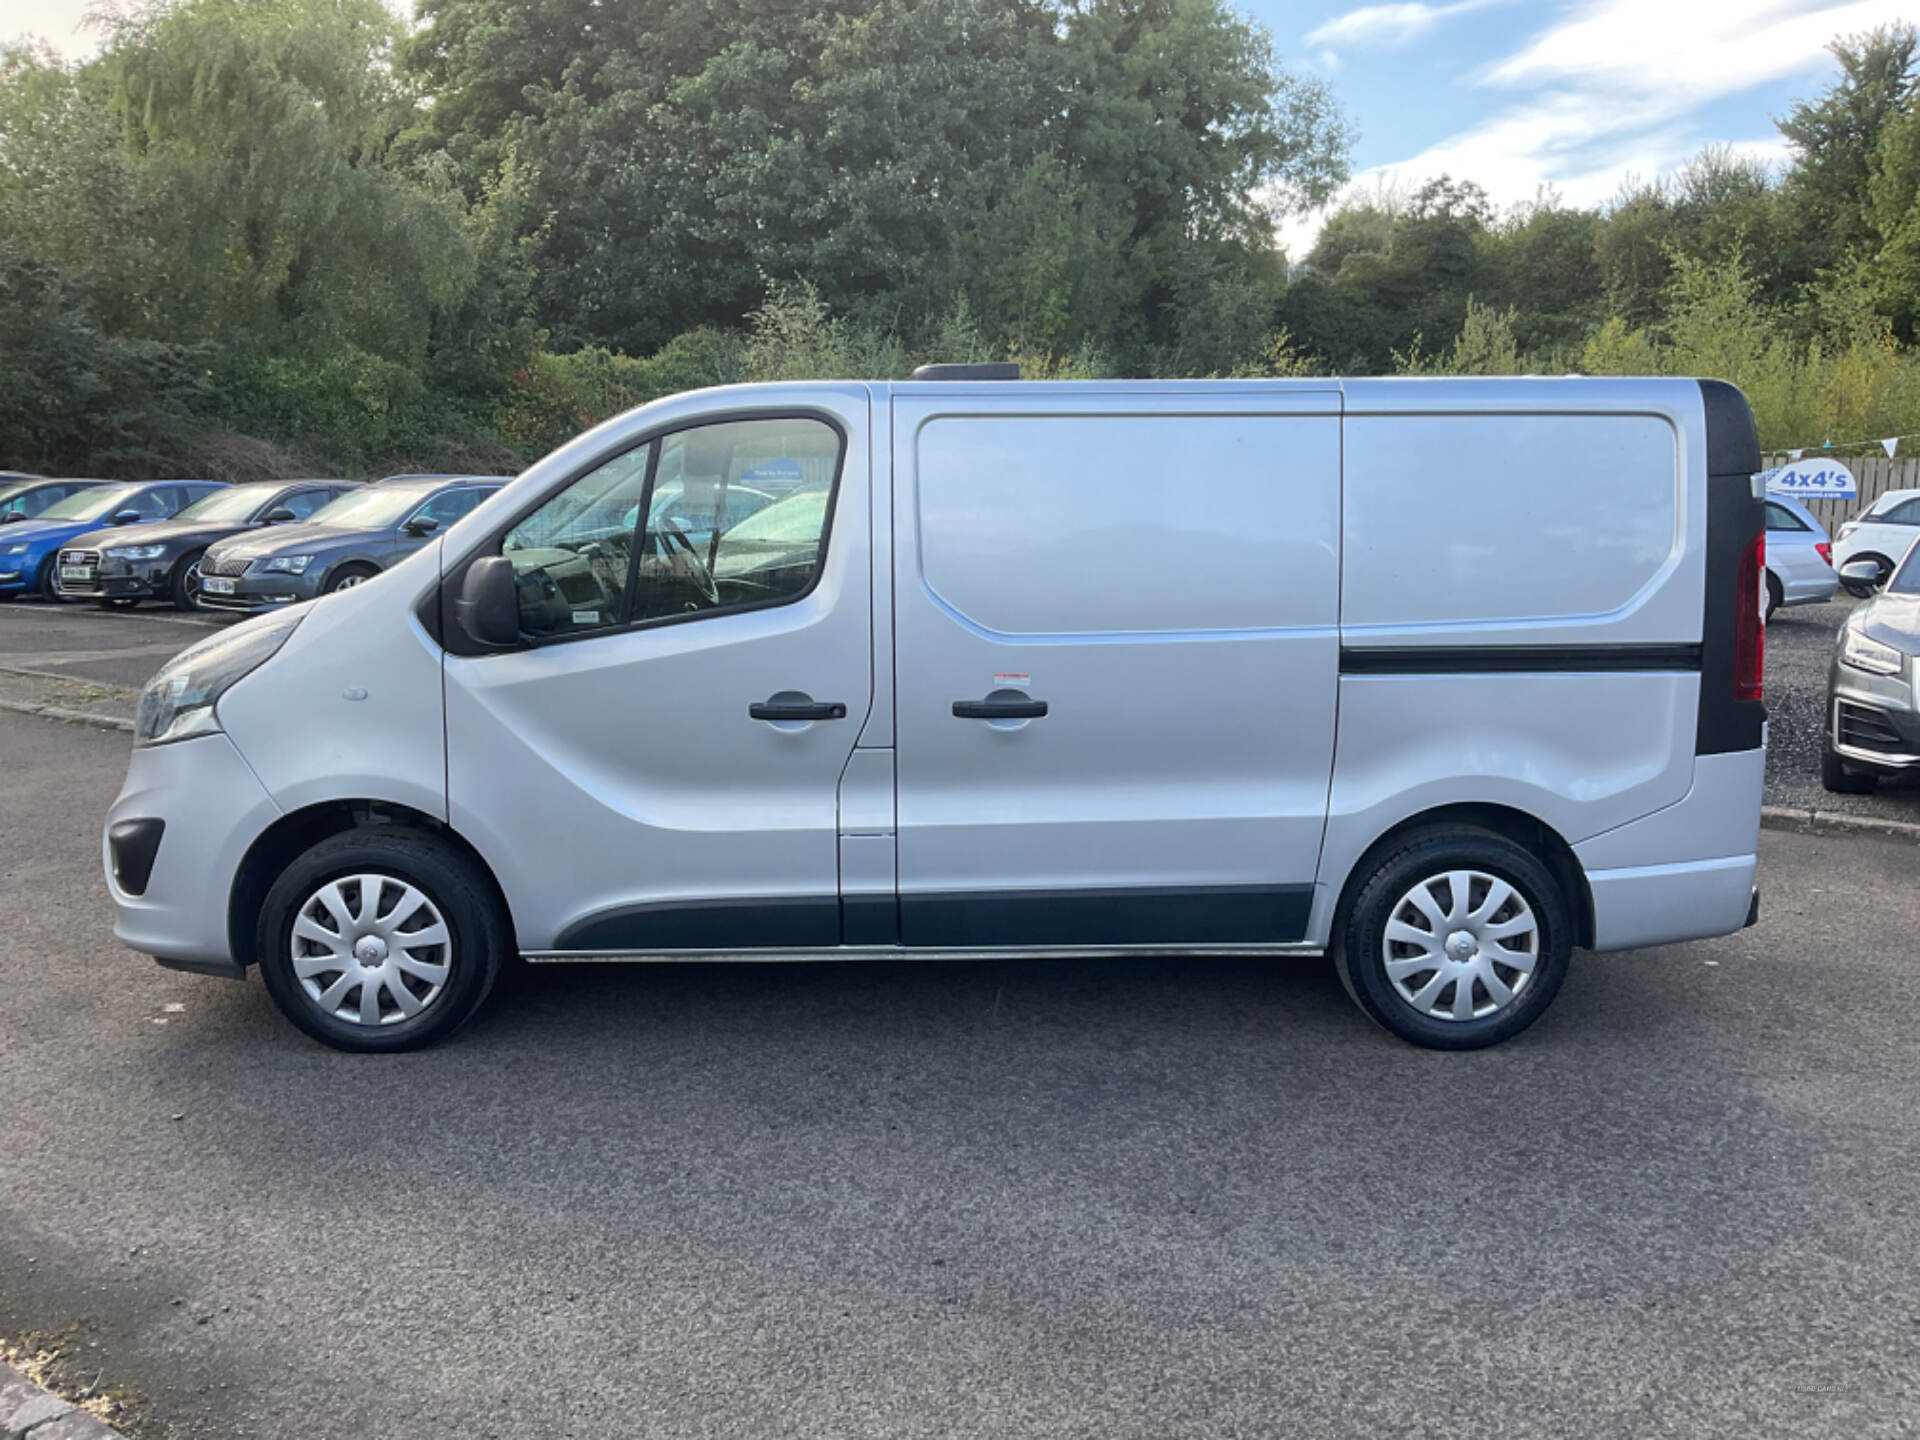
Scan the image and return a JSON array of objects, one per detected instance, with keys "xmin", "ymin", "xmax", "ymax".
[
  {"xmin": 1584, "ymin": 853, "xmax": 1757, "ymax": 951},
  {"xmin": 1572, "ymin": 744, "xmax": 1764, "ymax": 952}
]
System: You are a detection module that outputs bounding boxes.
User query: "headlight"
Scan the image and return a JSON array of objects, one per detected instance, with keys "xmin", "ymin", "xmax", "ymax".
[
  {"xmin": 135, "ymin": 606, "xmax": 306, "ymax": 746},
  {"xmin": 258, "ymin": 554, "xmax": 314, "ymax": 575},
  {"xmin": 2, "ymin": 542, "xmax": 26, "ymax": 555},
  {"xmin": 106, "ymin": 544, "xmax": 167, "ymax": 560},
  {"xmin": 1840, "ymin": 628, "xmax": 1905, "ymax": 676}
]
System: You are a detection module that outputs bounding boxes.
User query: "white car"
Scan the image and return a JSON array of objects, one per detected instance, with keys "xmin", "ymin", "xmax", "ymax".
[{"xmin": 1833, "ymin": 487, "xmax": 1920, "ymax": 586}]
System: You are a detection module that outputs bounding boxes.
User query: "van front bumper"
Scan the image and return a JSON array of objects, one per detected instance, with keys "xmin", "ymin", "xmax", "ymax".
[{"xmin": 104, "ymin": 730, "xmax": 282, "ymax": 977}]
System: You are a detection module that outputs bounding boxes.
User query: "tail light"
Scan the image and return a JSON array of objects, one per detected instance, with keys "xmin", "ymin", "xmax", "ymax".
[
  {"xmin": 1734, "ymin": 532, "xmax": 1764, "ymax": 702},
  {"xmin": 1816, "ymin": 541, "xmax": 1833, "ymax": 567}
]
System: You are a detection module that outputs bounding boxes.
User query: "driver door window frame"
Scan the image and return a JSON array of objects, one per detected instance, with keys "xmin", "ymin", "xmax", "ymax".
[{"xmin": 438, "ymin": 408, "xmax": 848, "ymax": 657}]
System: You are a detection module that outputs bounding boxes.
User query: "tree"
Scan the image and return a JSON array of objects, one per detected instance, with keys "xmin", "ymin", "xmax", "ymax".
[{"xmin": 1778, "ymin": 25, "xmax": 1918, "ymax": 263}]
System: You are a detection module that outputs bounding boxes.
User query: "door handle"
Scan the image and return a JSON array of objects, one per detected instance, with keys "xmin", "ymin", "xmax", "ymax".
[
  {"xmin": 750, "ymin": 695, "xmax": 846, "ymax": 722},
  {"xmin": 953, "ymin": 697, "xmax": 1048, "ymax": 720}
]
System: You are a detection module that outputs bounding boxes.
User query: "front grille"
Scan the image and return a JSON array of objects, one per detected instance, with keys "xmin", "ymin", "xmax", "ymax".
[
  {"xmin": 205, "ymin": 552, "xmax": 252, "ymax": 578},
  {"xmin": 1836, "ymin": 700, "xmax": 1908, "ymax": 755},
  {"xmin": 59, "ymin": 550, "xmax": 98, "ymax": 567}
]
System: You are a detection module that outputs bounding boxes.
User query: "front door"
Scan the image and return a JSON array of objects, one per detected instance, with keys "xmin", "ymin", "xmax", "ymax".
[
  {"xmin": 890, "ymin": 389, "xmax": 1343, "ymax": 948},
  {"xmin": 444, "ymin": 397, "xmax": 872, "ymax": 953}
]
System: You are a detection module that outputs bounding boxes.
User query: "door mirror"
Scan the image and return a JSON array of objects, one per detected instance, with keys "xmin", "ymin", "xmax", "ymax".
[
  {"xmin": 111, "ymin": 509, "xmax": 143, "ymax": 526},
  {"xmin": 403, "ymin": 515, "xmax": 440, "ymax": 538},
  {"xmin": 1839, "ymin": 559, "xmax": 1882, "ymax": 597},
  {"xmin": 261, "ymin": 507, "xmax": 296, "ymax": 525},
  {"xmin": 0, "ymin": 512, "xmax": 22, "ymax": 525},
  {"xmin": 455, "ymin": 556, "xmax": 520, "ymax": 648}
]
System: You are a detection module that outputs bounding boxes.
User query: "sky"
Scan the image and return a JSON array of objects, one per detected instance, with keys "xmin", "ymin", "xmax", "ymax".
[
  {"xmin": 1268, "ymin": 0, "xmax": 1916, "ymax": 252},
  {"xmin": 6, "ymin": 0, "xmax": 1914, "ymax": 254}
]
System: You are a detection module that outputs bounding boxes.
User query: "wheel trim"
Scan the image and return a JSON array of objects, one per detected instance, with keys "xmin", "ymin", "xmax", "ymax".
[
  {"xmin": 334, "ymin": 572, "xmax": 366, "ymax": 590},
  {"xmin": 291, "ymin": 873, "xmax": 453, "ymax": 1026},
  {"xmin": 1382, "ymin": 869, "xmax": 1539, "ymax": 1022},
  {"xmin": 182, "ymin": 558, "xmax": 201, "ymax": 600}
]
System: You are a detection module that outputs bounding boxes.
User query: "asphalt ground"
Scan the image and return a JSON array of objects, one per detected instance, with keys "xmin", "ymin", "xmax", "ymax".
[{"xmin": 2, "ymin": 606, "xmax": 1919, "ymax": 1437}]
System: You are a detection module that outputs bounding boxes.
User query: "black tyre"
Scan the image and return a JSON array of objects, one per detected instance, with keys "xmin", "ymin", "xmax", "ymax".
[
  {"xmin": 1765, "ymin": 572, "xmax": 1783, "ymax": 621},
  {"xmin": 324, "ymin": 562, "xmax": 377, "ymax": 595},
  {"xmin": 256, "ymin": 828, "xmax": 509, "ymax": 1053},
  {"xmin": 1336, "ymin": 827, "xmax": 1572, "ymax": 1050},
  {"xmin": 1821, "ymin": 742, "xmax": 1876, "ymax": 794},
  {"xmin": 170, "ymin": 549, "xmax": 206, "ymax": 610},
  {"xmin": 35, "ymin": 554, "xmax": 63, "ymax": 602}
]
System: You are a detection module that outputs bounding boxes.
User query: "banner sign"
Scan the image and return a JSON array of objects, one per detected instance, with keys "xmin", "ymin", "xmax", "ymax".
[{"xmin": 1757, "ymin": 459, "xmax": 1857, "ymax": 500}]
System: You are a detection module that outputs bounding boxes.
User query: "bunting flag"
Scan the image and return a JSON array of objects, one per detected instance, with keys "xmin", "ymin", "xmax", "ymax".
[
  {"xmin": 1884, "ymin": 438, "xmax": 1900, "ymax": 458},
  {"xmin": 1788, "ymin": 449, "xmax": 1804, "ymax": 460}
]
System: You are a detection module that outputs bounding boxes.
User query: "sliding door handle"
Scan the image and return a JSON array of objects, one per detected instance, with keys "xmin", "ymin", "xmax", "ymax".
[
  {"xmin": 953, "ymin": 697, "xmax": 1048, "ymax": 720},
  {"xmin": 750, "ymin": 694, "xmax": 846, "ymax": 722}
]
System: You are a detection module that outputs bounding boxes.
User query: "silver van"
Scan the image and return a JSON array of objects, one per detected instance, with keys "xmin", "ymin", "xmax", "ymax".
[{"xmin": 102, "ymin": 375, "xmax": 1768, "ymax": 1052}]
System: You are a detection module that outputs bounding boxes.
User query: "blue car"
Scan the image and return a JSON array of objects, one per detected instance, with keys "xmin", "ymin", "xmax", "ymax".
[{"xmin": 0, "ymin": 480, "xmax": 225, "ymax": 601}]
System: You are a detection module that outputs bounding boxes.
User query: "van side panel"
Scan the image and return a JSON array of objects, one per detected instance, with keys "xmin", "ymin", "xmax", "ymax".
[
  {"xmin": 1316, "ymin": 382, "xmax": 1715, "ymax": 950},
  {"xmin": 890, "ymin": 392, "xmax": 1343, "ymax": 944}
]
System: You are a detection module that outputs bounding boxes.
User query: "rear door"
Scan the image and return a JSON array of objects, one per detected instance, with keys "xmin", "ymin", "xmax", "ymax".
[{"xmin": 889, "ymin": 388, "xmax": 1343, "ymax": 947}]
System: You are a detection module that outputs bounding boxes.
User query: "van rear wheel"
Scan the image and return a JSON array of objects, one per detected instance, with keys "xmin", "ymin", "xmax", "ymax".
[
  {"xmin": 256, "ymin": 828, "xmax": 508, "ymax": 1053},
  {"xmin": 1336, "ymin": 829, "xmax": 1571, "ymax": 1050}
]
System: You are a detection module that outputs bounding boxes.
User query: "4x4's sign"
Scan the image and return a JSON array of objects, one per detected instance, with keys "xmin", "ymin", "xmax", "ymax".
[{"xmin": 1757, "ymin": 459, "xmax": 1857, "ymax": 499}]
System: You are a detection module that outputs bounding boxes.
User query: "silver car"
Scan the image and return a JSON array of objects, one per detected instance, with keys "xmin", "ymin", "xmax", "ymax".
[
  {"xmin": 1764, "ymin": 494, "xmax": 1836, "ymax": 618},
  {"xmin": 1824, "ymin": 536, "xmax": 1920, "ymax": 792}
]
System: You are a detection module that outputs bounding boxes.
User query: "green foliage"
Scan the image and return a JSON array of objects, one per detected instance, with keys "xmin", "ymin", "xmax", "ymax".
[
  {"xmin": 10, "ymin": 0, "xmax": 1920, "ymax": 473},
  {"xmin": 1574, "ymin": 250, "xmax": 1920, "ymax": 451}
]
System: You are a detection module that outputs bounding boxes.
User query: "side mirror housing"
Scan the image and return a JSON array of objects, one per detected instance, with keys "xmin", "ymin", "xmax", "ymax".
[
  {"xmin": 0, "ymin": 512, "xmax": 22, "ymax": 525},
  {"xmin": 455, "ymin": 556, "xmax": 520, "ymax": 648},
  {"xmin": 111, "ymin": 509, "xmax": 142, "ymax": 526},
  {"xmin": 403, "ymin": 516, "xmax": 440, "ymax": 538},
  {"xmin": 261, "ymin": 507, "xmax": 296, "ymax": 525},
  {"xmin": 1839, "ymin": 559, "xmax": 1882, "ymax": 598}
]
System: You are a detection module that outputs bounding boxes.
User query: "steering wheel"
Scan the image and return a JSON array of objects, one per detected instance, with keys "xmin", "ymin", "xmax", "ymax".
[{"xmin": 653, "ymin": 515, "xmax": 720, "ymax": 606}]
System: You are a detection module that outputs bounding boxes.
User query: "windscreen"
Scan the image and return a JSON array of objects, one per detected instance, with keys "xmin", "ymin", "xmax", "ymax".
[
  {"xmin": 173, "ymin": 487, "xmax": 270, "ymax": 523},
  {"xmin": 36, "ymin": 484, "xmax": 141, "ymax": 522},
  {"xmin": 306, "ymin": 486, "xmax": 434, "ymax": 528}
]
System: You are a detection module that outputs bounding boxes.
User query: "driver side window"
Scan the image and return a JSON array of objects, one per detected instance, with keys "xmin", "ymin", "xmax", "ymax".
[{"xmin": 501, "ymin": 415, "xmax": 842, "ymax": 642}]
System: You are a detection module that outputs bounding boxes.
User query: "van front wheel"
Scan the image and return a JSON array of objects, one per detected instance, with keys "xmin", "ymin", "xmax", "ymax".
[
  {"xmin": 1337, "ymin": 829, "xmax": 1571, "ymax": 1050},
  {"xmin": 256, "ymin": 828, "xmax": 508, "ymax": 1053}
]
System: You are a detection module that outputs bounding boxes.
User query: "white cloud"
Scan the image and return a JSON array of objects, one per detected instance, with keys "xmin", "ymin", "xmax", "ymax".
[
  {"xmin": 1286, "ymin": 0, "xmax": 1912, "ymax": 254},
  {"xmin": 1306, "ymin": 0, "xmax": 1506, "ymax": 50}
]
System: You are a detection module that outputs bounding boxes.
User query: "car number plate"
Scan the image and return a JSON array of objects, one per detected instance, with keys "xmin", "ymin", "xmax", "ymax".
[
  {"xmin": 202, "ymin": 576, "xmax": 236, "ymax": 594},
  {"xmin": 60, "ymin": 566, "xmax": 93, "ymax": 581}
]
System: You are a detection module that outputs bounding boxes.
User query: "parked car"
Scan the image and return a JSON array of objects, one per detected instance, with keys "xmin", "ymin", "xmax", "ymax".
[
  {"xmin": 1832, "ymin": 487, "xmax": 1920, "ymax": 586},
  {"xmin": 196, "ymin": 476, "xmax": 508, "ymax": 613},
  {"xmin": 0, "ymin": 477, "xmax": 110, "ymax": 526},
  {"xmin": 104, "ymin": 375, "xmax": 1767, "ymax": 1055},
  {"xmin": 55, "ymin": 479, "xmax": 361, "ymax": 611},
  {"xmin": 1823, "ymin": 535, "xmax": 1920, "ymax": 792},
  {"xmin": 0, "ymin": 480, "xmax": 225, "ymax": 601},
  {"xmin": 1763, "ymin": 494, "xmax": 1836, "ymax": 618}
]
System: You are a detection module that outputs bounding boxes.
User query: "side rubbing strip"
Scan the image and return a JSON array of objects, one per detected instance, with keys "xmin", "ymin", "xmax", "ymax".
[
  {"xmin": 900, "ymin": 885, "xmax": 1313, "ymax": 947},
  {"xmin": 1340, "ymin": 644, "xmax": 1702, "ymax": 676}
]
